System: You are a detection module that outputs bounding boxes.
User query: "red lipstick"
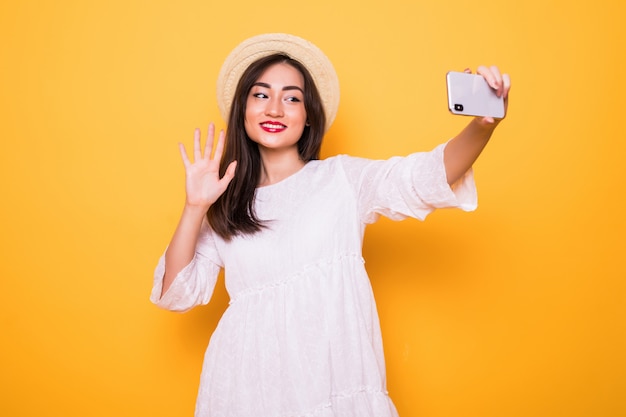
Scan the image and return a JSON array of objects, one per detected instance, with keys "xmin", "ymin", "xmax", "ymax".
[{"xmin": 259, "ymin": 121, "xmax": 287, "ymax": 133}]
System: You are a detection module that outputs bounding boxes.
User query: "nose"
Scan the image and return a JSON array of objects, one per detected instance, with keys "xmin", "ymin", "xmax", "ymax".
[{"xmin": 265, "ymin": 96, "xmax": 284, "ymax": 118}]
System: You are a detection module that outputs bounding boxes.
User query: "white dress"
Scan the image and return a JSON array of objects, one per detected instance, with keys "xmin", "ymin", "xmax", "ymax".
[{"xmin": 151, "ymin": 143, "xmax": 477, "ymax": 417}]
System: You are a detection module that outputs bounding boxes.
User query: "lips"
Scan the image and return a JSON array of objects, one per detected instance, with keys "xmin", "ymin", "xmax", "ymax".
[{"xmin": 260, "ymin": 121, "xmax": 287, "ymax": 133}]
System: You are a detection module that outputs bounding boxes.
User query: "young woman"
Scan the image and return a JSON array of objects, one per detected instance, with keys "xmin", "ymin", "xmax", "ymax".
[{"xmin": 151, "ymin": 33, "xmax": 511, "ymax": 417}]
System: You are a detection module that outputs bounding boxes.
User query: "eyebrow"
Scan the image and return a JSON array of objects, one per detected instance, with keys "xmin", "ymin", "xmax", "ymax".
[{"xmin": 252, "ymin": 82, "xmax": 304, "ymax": 94}]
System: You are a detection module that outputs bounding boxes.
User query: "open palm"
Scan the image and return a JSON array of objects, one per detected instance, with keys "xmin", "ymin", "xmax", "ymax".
[{"xmin": 179, "ymin": 123, "xmax": 237, "ymax": 210}]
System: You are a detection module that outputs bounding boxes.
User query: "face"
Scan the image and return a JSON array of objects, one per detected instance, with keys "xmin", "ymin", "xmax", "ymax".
[{"xmin": 244, "ymin": 62, "xmax": 307, "ymax": 154}]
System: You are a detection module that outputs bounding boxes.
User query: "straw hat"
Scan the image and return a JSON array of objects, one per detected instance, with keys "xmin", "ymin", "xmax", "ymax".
[{"xmin": 217, "ymin": 33, "xmax": 340, "ymax": 132}]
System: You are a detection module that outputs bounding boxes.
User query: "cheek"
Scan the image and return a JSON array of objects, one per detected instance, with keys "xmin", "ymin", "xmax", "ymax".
[
  {"xmin": 293, "ymin": 107, "xmax": 307, "ymax": 124},
  {"xmin": 243, "ymin": 103, "xmax": 255, "ymax": 129},
  {"xmin": 243, "ymin": 118, "xmax": 254, "ymax": 137}
]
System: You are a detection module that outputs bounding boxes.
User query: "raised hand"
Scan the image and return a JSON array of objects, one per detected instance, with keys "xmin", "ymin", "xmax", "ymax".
[
  {"xmin": 466, "ymin": 65, "xmax": 511, "ymax": 125},
  {"xmin": 443, "ymin": 66, "xmax": 511, "ymax": 185},
  {"xmin": 179, "ymin": 123, "xmax": 237, "ymax": 210}
]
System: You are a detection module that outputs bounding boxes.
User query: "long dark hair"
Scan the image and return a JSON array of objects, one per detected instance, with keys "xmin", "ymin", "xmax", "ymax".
[{"xmin": 208, "ymin": 53, "xmax": 326, "ymax": 240}]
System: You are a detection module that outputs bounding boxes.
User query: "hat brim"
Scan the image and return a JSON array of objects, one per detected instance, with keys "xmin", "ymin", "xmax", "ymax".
[{"xmin": 216, "ymin": 33, "xmax": 340, "ymax": 133}]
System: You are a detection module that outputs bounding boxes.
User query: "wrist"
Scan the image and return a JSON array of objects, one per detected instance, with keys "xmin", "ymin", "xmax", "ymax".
[{"xmin": 182, "ymin": 202, "xmax": 210, "ymax": 218}]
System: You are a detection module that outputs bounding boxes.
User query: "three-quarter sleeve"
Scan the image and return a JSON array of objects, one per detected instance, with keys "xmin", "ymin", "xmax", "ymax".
[
  {"xmin": 338, "ymin": 142, "xmax": 477, "ymax": 224},
  {"xmin": 150, "ymin": 220, "xmax": 223, "ymax": 312}
]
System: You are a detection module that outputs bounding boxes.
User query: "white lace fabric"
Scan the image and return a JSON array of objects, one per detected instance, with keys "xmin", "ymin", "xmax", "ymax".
[{"xmin": 151, "ymin": 143, "xmax": 477, "ymax": 417}]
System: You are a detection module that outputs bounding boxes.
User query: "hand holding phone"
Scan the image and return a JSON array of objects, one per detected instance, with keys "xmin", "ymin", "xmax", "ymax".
[{"xmin": 446, "ymin": 71, "xmax": 505, "ymax": 118}]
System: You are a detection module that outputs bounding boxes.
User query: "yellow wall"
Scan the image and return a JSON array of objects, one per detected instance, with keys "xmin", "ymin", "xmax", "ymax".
[{"xmin": 1, "ymin": 1, "xmax": 624, "ymax": 416}]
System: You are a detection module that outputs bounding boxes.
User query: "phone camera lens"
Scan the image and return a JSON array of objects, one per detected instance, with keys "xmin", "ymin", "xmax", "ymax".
[{"xmin": 454, "ymin": 104, "xmax": 464, "ymax": 111}]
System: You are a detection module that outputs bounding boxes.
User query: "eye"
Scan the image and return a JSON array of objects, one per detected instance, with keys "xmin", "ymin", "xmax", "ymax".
[
  {"xmin": 285, "ymin": 96, "xmax": 301, "ymax": 103},
  {"xmin": 252, "ymin": 92, "xmax": 268, "ymax": 99}
]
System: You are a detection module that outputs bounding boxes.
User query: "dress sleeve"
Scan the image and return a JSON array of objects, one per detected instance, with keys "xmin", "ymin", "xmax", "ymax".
[
  {"xmin": 338, "ymin": 142, "xmax": 477, "ymax": 224},
  {"xmin": 149, "ymin": 220, "xmax": 223, "ymax": 312}
]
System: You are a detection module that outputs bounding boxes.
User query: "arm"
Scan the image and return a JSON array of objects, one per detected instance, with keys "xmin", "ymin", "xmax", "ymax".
[
  {"xmin": 161, "ymin": 205, "xmax": 208, "ymax": 295},
  {"xmin": 161, "ymin": 124, "xmax": 236, "ymax": 296},
  {"xmin": 444, "ymin": 65, "xmax": 511, "ymax": 185}
]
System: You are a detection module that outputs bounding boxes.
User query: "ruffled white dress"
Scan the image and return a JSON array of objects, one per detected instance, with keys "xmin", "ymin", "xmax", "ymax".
[{"xmin": 151, "ymin": 143, "xmax": 477, "ymax": 417}]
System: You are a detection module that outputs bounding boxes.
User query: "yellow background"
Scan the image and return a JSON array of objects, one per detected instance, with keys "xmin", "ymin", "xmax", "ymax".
[{"xmin": 1, "ymin": 0, "xmax": 624, "ymax": 416}]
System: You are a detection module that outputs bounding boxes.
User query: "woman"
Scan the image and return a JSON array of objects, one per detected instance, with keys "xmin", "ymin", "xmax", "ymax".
[{"xmin": 151, "ymin": 33, "xmax": 510, "ymax": 417}]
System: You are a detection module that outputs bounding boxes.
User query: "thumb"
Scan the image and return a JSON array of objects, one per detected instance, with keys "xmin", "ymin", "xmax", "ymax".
[{"xmin": 222, "ymin": 160, "xmax": 237, "ymax": 182}]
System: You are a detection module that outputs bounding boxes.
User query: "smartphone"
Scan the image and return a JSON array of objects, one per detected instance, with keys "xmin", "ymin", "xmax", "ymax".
[{"xmin": 446, "ymin": 71, "xmax": 505, "ymax": 118}]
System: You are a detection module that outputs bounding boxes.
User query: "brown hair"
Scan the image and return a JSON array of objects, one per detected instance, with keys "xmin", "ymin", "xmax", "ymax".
[{"xmin": 208, "ymin": 54, "xmax": 326, "ymax": 240}]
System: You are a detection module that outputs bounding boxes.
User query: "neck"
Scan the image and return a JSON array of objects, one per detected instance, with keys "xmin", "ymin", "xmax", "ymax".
[{"xmin": 258, "ymin": 147, "xmax": 306, "ymax": 187}]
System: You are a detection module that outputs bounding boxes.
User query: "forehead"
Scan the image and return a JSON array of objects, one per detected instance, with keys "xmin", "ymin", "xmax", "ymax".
[{"xmin": 256, "ymin": 62, "xmax": 305, "ymax": 87}]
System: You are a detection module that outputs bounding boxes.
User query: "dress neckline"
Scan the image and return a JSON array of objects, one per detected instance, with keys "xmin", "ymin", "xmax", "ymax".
[{"xmin": 255, "ymin": 160, "xmax": 317, "ymax": 192}]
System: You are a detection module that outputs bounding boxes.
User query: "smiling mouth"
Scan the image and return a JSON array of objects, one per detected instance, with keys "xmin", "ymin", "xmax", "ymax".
[{"xmin": 260, "ymin": 122, "xmax": 287, "ymax": 132}]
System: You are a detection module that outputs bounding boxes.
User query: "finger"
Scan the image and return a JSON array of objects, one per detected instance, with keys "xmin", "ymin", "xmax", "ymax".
[
  {"xmin": 222, "ymin": 160, "xmax": 237, "ymax": 182},
  {"xmin": 477, "ymin": 65, "xmax": 501, "ymax": 94},
  {"xmin": 490, "ymin": 65, "xmax": 504, "ymax": 97},
  {"xmin": 204, "ymin": 123, "xmax": 215, "ymax": 160},
  {"xmin": 213, "ymin": 129, "xmax": 226, "ymax": 162},
  {"xmin": 193, "ymin": 128, "xmax": 202, "ymax": 161},
  {"xmin": 478, "ymin": 116, "xmax": 496, "ymax": 125},
  {"xmin": 179, "ymin": 142, "xmax": 191, "ymax": 167},
  {"xmin": 502, "ymin": 73, "xmax": 511, "ymax": 99},
  {"xmin": 464, "ymin": 67, "xmax": 472, "ymax": 74},
  {"xmin": 476, "ymin": 65, "xmax": 490, "ymax": 79}
]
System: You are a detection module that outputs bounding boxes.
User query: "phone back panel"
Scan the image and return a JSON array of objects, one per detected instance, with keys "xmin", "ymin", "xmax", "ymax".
[{"xmin": 446, "ymin": 71, "xmax": 505, "ymax": 118}]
